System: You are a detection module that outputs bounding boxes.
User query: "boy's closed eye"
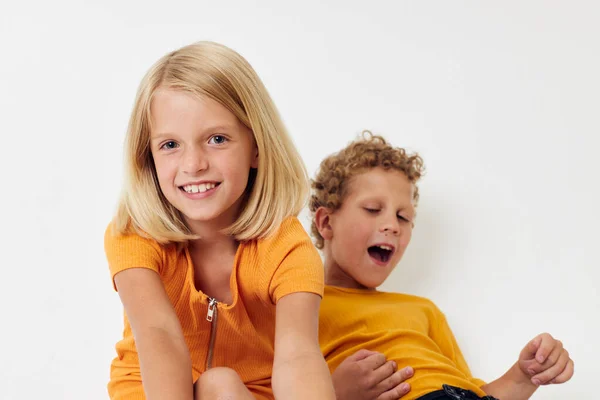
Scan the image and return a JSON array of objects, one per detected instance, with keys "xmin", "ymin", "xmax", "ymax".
[{"xmin": 363, "ymin": 207, "xmax": 411, "ymax": 222}]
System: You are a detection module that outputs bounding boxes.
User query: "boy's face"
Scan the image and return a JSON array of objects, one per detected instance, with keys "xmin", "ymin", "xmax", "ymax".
[{"xmin": 321, "ymin": 168, "xmax": 415, "ymax": 289}]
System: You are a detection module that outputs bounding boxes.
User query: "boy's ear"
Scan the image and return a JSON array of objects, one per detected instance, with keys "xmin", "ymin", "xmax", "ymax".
[{"xmin": 314, "ymin": 207, "xmax": 334, "ymax": 241}]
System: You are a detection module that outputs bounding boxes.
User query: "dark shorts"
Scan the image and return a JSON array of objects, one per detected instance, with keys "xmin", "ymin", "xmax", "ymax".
[{"xmin": 416, "ymin": 384, "xmax": 498, "ymax": 400}]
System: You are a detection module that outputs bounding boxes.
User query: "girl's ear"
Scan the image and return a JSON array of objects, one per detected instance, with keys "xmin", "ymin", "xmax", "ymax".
[{"xmin": 314, "ymin": 207, "xmax": 334, "ymax": 241}]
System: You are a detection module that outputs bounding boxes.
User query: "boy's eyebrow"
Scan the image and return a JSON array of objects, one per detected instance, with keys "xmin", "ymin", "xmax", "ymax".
[{"xmin": 359, "ymin": 197, "xmax": 416, "ymax": 212}]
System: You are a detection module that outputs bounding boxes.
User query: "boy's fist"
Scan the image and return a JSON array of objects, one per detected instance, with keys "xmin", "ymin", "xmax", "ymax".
[{"xmin": 518, "ymin": 333, "xmax": 574, "ymax": 386}]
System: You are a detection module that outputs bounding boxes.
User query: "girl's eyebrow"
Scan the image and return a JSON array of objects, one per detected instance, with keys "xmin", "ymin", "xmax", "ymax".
[
  {"xmin": 151, "ymin": 132, "xmax": 176, "ymax": 141},
  {"xmin": 151, "ymin": 125, "xmax": 237, "ymax": 140}
]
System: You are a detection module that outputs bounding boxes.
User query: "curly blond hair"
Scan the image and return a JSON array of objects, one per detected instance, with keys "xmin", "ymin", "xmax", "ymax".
[{"xmin": 309, "ymin": 131, "xmax": 425, "ymax": 249}]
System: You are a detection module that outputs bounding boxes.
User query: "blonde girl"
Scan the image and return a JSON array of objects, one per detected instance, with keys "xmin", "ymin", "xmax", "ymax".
[{"xmin": 104, "ymin": 41, "xmax": 335, "ymax": 400}]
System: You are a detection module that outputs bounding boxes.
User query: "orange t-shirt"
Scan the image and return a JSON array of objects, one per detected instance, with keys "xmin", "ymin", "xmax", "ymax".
[
  {"xmin": 319, "ymin": 286, "xmax": 487, "ymax": 400},
  {"xmin": 104, "ymin": 217, "xmax": 324, "ymax": 400}
]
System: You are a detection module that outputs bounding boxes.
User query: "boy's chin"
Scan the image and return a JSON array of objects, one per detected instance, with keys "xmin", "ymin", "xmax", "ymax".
[{"xmin": 354, "ymin": 276, "xmax": 387, "ymax": 290}]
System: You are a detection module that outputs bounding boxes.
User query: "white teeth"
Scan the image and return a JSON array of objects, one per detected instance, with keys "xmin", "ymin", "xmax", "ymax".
[
  {"xmin": 378, "ymin": 245, "xmax": 393, "ymax": 251},
  {"xmin": 183, "ymin": 182, "xmax": 217, "ymax": 194}
]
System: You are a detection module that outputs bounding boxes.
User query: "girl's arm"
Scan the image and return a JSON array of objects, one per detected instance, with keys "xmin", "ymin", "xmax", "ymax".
[
  {"xmin": 115, "ymin": 268, "xmax": 193, "ymax": 400},
  {"xmin": 272, "ymin": 292, "xmax": 336, "ymax": 400}
]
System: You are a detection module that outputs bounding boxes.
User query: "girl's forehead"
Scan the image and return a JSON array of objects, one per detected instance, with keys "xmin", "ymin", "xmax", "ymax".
[{"xmin": 149, "ymin": 90, "xmax": 241, "ymax": 131}]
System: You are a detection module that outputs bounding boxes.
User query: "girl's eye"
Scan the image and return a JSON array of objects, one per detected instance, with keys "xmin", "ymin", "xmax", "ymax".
[
  {"xmin": 160, "ymin": 141, "xmax": 179, "ymax": 150},
  {"xmin": 208, "ymin": 135, "xmax": 227, "ymax": 145},
  {"xmin": 364, "ymin": 208, "xmax": 380, "ymax": 214},
  {"xmin": 397, "ymin": 214, "xmax": 410, "ymax": 222}
]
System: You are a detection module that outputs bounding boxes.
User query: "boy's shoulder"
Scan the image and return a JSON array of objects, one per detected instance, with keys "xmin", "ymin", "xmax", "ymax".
[
  {"xmin": 320, "ymin": 287, "xmax": 447, "ymax": 331},
  {"xmin": 381, "ymin": 289, "xmax": 444, "ymax": 311},
  {"xmin": 324, "ymin": 286, "xmax": 443, "ymax": 312}
]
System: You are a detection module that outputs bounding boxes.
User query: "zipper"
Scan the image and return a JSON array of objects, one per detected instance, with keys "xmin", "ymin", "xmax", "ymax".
[{"xmin": 205, "ymin": 297, "xmax": 218, "ymax": 370}]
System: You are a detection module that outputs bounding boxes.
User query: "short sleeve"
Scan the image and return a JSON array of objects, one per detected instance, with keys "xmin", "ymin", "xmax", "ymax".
[
  {"xmin": 267, "ymin": 218, "xmax": 325, "ymax": 304},
  {"xmin": 430, "ymin": 305, "xmax": 487, "ymax": 388},
  {"xmin": 104, "ymin": 223, "xmax": 163, "ymax": 291}
]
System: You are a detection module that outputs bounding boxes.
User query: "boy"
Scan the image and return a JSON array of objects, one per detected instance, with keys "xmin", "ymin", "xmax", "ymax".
[{"xmin": 310, "ymin": 132, "xmax": 574, "ymax": 400}]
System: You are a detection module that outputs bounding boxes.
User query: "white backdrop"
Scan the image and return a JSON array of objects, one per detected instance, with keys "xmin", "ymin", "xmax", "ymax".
[{"xmin": 1, "ymin": 1, "xmax": 598, "ymax": 399}]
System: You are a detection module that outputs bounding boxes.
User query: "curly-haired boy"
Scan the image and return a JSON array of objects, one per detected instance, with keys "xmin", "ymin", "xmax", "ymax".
[{"xmin": 311, "ymin": 132, "xmax": 573, "ymax": 400}]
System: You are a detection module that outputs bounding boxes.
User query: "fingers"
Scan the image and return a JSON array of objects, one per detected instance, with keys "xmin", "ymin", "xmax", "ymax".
[
  {"xmin": 532, "ymin": 349, "xmax": 571, "ymax": 385},
  {"xmin": 520, "ymin": 335, "xmax": 542, "ymax": 360},
  {"xmin": 363, "ymin": 352, "xmax": 388, "ymax": 371},
  {"xmin": 348, "ymin": 349, "xmax": 378, "ymax": 362},
  {"xmin": 525, "ymin": 339, "xmax": 563, "ymax": 375},
  {"xmin": 376, "ymin": 366, "xmax": 413, "ymax": 392},
  {"xmin": 371, "ymin": 360, "xmax": 398, "ymax": 384},
  {"xmin": 377, "ymin": 380, "xmax": 411, "ymax": 400},
  {"xmin": 541, "ymin": 340, "xmax": 563, "ymax": 368},
  {"xmin": 551, "ymin": 359, "xmax": 574, "ymax": 384},
  {"xmin": 533, "ymin": 333, "xmax": 556, "ymax": 364}
]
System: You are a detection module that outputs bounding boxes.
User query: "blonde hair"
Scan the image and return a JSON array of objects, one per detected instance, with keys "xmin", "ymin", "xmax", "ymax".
[
  {"xmin": 309, "ymin": 131, "xmax": 425, "ymax": 249},
  {"xmin": 114, "ymin": 41, "xmax": 308, "ymax": 244}
]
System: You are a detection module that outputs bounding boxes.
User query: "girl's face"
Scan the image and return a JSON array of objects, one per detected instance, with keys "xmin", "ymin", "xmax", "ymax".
[{"xmin": 149, "ymin": 88, "xmax": 258, "ymax": 235}]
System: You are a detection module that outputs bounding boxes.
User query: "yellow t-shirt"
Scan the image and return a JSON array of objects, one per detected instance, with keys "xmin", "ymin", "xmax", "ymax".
[
  {"xmin": 319, "ymin": 286, "xmax": 487, "ymax": 400},
  {"xmin": 104, "ymin": 216, "xmax": 324, "ymax": 400}
]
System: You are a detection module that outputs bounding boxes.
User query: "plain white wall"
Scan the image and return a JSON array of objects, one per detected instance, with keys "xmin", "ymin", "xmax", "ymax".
[{"xmin": 1, "ymin": 1, "xmax": 598, "ymax": 398}]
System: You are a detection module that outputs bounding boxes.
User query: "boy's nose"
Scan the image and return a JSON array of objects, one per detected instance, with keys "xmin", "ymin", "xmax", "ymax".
[
  {"xmin": 381, "ymin": 226, "xmax": 399, "ymax": 235},
  {"xmin": 379, "ymin": 218, "xmax": 400, "ymax": 235}
]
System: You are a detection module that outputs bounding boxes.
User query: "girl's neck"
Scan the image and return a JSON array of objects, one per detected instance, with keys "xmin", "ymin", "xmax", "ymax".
[
  {"xmin": 184, "ymin": 194, "xmax": 246, "ymax": 241},
  {"xmin": 189, "ymin": 231, "xmax": 238, "ymax": 255},
  {"xmin": 188, "ymin": 231, "xmax": 239, "ymax": 305}
]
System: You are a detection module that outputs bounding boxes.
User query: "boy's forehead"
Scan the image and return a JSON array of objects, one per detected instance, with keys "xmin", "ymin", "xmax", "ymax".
[{"xmin": 344, "ymin": 169, "xmax": 414, "ymax": 201}]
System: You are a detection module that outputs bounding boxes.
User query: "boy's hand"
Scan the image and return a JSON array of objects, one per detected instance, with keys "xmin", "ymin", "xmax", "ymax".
[
  {"xmin": 331, "ymin": 349, "xmax": 413, "ymax": 400},
  {"xmin": 518, "ymin": 333, "xmax": 574, "ymax": 386}
]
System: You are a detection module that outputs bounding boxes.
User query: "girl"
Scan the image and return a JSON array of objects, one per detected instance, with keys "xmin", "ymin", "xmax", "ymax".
[{"xmin": 104, "ymin": 41, "xmax": 336, "ymax": 400}]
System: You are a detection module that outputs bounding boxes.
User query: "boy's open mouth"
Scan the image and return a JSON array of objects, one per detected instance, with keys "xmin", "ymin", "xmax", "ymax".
[{"xmin": 368, "ymin": 245, "xmax": 394, "ymax": 263}]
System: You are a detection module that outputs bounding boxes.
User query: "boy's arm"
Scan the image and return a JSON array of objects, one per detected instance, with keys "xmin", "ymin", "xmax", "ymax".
[
  {"xmin": 272, "ymin": 292, "xmax": 336, "ymax": 400},
  {"xmin": 480, "ymin": 362, "xmax": 538, "ymax": 399},
  {"xmin": 115, "ymin": 268, "xmax": 193, "ymax": 400},
  {"xmin": 481, "ymin": 333, "xmax": 574, "ymax": 400}
]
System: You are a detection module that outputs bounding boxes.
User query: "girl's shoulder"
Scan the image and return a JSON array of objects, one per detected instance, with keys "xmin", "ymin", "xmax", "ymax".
[
  {"xmin": 255, "ymin": 216, "xmax": 311, "ymax": 251},
  {"xmin": 104, "ymin": 221, "xmax": 184, "ymax": 291},
  {"xmin": 105, "ymin": 220, "xmax": 160, "ymax": 248},
  {"xmin": 104, "ymin": 220, "xmax": 179, "ymax": 260}
]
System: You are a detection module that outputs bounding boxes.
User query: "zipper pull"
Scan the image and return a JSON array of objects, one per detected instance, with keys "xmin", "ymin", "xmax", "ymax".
[{"xmin": 207, "ymin": 297, "xmax": 217, "ymax": 322}]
